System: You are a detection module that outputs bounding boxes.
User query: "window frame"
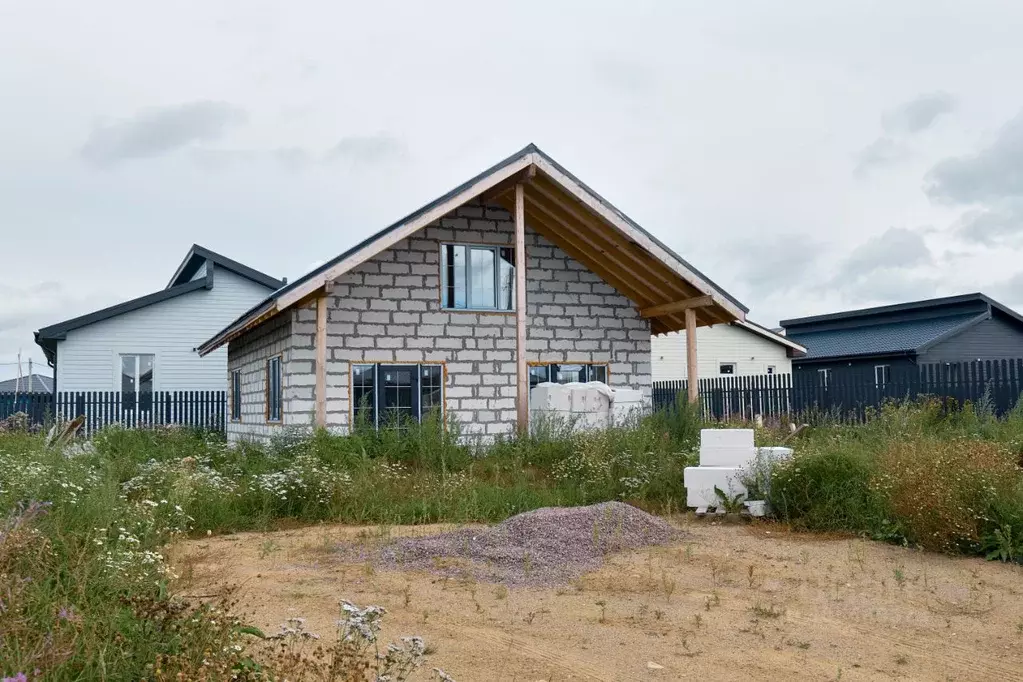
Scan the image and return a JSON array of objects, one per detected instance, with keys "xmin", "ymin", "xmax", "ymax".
[
  {"xmin": 874, "ymin": 364, "xmax": 891, "ymax": 387},
  {"xmin": 230, "ymin": 370, "xmax": 242, "ymax": 422},
  {"xmin": 349, "ymin": 362, "xmax": 446, "ymax": 430},
  {"xmin": 528, "ymin": 362, "xmax": 610, "ymax": 389},
  {"xmin": 719, "ymin": 363, "xmax": 736, "ymax": 375},
  {"xmin": 817, "ymin": 367, "xmax": 831, "ymax": 388},
  {"xmin": 266, "ymin": 355, "xmax": 283, "ymax": 423},
  {"xmin": 766, "ymin": 365, "xmax": 776, "ymax": 375},
  {"xmin": 118, "ymin": 353, "xmax": 156, "ymax": 412},
  {"xmin": 440, "ymin": 243, "xmax": 516, "ymax": 312}
]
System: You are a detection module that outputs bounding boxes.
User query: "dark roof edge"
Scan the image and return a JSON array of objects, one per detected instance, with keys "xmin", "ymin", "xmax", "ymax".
[
  {"xmin": 168, "ymin": 244, "xmax": 283, "ymax": 290},
  {"xmin": 779, "ymin": 293, "xmax": 1001, "ymax": 328},
  {"xmin": 793, "ymin": 349, "xmax": 916, "ymax": 364},
  {"xmin": 36, "ymin": 278, "xmax": 208, "ymax": 344},
  {"xmin": 530, "ymin": 146, "xmax": 748, "ymax": 314}
]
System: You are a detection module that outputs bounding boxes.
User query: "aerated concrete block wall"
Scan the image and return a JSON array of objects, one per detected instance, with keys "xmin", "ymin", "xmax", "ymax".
[
  {"xmin": 226, "ymin": 199, "xmax": 652, "ymax": 443},
  {"xmin": 225, "ymin": 311, "xmax": 294, "ymax": 443}
]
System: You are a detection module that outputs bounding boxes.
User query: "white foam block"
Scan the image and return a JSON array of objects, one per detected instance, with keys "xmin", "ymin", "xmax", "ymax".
[
  {"xmin": 701, "ymin": 428, "xmax": 755, "ymax": 450},
  {"xmin": 684, "ymin": 466, "xmax": 748, "ymax": 508},
  {"xmin": 757, "ymin": 446, "xmax": 794, "ymax": 462},
  {"xmin": 699, "ymin": 446, "xmax": 756, "ymax": 468}
]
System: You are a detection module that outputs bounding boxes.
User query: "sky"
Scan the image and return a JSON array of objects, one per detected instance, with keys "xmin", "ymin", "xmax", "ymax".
[{"xmin": 3, "ymin": 0, "xmax": 1023, "ymax": 380}]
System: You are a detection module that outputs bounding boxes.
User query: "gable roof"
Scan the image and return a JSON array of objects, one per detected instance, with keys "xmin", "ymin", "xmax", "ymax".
[
  {"xmin": 198, "ymin": 143, "xmax": 747, "ymax": 355},
  {"xmin": 780, "ymin": 293, "xmax": 1023, "ymax": 329},
  {"xmin": 0, "ymin": 373, "xmax": 53, "ymax": 394},
  {"xmin": 35, "ymin": 247, "xmax": 282, "ymax": 364},
  {"xmin": 787, "ymin": 313, "xmax": 984, "ymax": 361},
  {"xmin": 167, "ymin": 244, "xmax": 284, "ymax": 290}
]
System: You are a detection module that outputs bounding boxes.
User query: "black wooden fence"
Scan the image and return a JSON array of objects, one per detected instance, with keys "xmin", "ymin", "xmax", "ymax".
[
  {"xmin": 653, "ymin": 358, "xmax": 1023, "ymax": 422},
  {"xmin": 1, "ymin": 390, "xmax": 227, "ymax": 435}
]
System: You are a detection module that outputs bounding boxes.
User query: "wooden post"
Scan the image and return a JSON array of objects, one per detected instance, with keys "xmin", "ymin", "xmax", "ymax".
[
  {"xmin": 515, "ymin": 183, "xmax": 528, "ymax": 434},
  {"xmin": 685, "ymin": 308, "xmax": 698, "ymax": 404},
  {"xmin": 315, "ymin": 294, "xmax": 327, "ymax": 429}
]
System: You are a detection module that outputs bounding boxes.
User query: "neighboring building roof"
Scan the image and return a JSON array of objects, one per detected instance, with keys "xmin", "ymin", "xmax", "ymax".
[
  {"xmin": 780, "ymin": 293, "xmax": 1023, "ymax": 329},
  {"xmin": 167, "ymin": 244, "xmax": 284, "ymax": 290},
  {"xmin": 198, "ymin": 143, "xmax": 748, "ymax": 355},
  {"xmin": 780, "ymin": 293, "xmax": 1023, "ymax": 362},
  {"xmin": 34, "ymin": 246, "xmax": 282, "ymax": 364},
  {"xmin": 736, "ymin": 319, "xmax": 806, "ymax": 355},
  {"xmin": 0, "ymin": 373, "xmax": 53, "ymax": 394},
  {"xmin": 788, "ymin": 313, "xmax": 982, "ymax": 360}
]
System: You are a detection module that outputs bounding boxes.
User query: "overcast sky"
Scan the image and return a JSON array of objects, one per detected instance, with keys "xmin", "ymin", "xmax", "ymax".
[{"xmin": 3, "ymin": 1, "xmax": 1023, "ymax": 379}]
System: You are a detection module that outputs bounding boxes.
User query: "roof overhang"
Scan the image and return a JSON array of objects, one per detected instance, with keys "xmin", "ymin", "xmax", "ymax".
[
  {"xmin": 198, "ymin": 144, "xmax": 747, "ymax": 356},
  {"xmin": 734, "ymin": 320, "xmax": 807, "ymax": 356},
  {"xmin": 168, "ymin": 244, "xmax": 284, "ymax": 290}
]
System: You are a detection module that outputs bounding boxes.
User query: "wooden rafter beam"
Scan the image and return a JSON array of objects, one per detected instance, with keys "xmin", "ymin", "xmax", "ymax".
[
  {"xmin": 509, "ymin": 201, "xmax": 658, "ymax": 308},
  {"xmin": 527, "ymin": 179, "xmax": 724, "ymax": 328},
  {"xmin": 639, "ymin": 295, "xmax": 714, "ymax": 319}
]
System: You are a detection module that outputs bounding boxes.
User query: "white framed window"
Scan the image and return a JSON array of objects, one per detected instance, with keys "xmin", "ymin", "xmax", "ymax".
[
  {"xmin": 440, "ymin": 244, "xmax": 515, "ymax": 311},
  {"xmin": 266, "ymin": 356, "xmax": 282, "ymax": 422},
  {"xmin": 719, "ymin": 363, "xmax": 736, "ymax": 375},
  {"xmin": 351, "ymin": 363, "xmax": 444, "ymax": 430},
  {"xmin": 875, "ymin": 364, "xmax": 891, "ymax": 387},
  {"xmin": 119, "ymin": 353, "xmax": 155, "ymax": 411},
  {"xmin": 818, "ymin": 367, "xmax": 831, "ymax": 388},
  {"xmin": 766, "ymin": 365, "xmax": 776, "ymax": 375}
]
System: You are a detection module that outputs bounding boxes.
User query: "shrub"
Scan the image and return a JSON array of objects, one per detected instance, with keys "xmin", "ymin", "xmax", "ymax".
[{"xmin": 874, "ymin": 438, "xmax": 1020, "ymax": 553}]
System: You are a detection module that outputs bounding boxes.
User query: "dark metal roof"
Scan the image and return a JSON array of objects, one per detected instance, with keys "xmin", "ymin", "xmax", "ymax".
[
  {"xmin": 0, "ymin": 373, "xmax": 53, "ymax": 394},
  {"xmin": 35, "ymin": 246, "xmax": 283, "ymax": 365},
  {"xmin": 787, "ymin": 313, "xmax": 983, "ymax": 360},
  {"xmin": 168, "ymin": 244, "xmax": 283, "ymax": 290},
  {"xmin": 780, "ymin": 293, "xmax": 1023, "ymax": 328},
  {"xmin": 199, "ymin": 143, "xmax": 748, "ymax": 354},
  {"xmin": 34, "ymin": 277, "xmax": 211, "ymax": 363}
]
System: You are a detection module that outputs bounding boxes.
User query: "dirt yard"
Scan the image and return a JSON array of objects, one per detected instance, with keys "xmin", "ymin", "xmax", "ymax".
[{"xmin": 170, "ymin": 518, "xmax": 1023, "ymax": 681}]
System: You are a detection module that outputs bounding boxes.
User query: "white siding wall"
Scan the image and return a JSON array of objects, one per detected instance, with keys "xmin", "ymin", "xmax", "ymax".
[
  {"xmin": 55, "ymin": 268, "xmax": 272, "ymax": 392},
  {"xmin": 652, "ymin": 323, "xmax": 792, "ymax": 380}
]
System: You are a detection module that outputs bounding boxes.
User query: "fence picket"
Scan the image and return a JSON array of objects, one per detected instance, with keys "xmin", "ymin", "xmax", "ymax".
[{"xmin": 653, "ymin": 357, "xmax": 1023, "ymax": 422}]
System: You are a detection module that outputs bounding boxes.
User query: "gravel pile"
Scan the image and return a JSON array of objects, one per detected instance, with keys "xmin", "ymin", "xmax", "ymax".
[{"xmin": 353, "ymin": 502, "xmax": 681, "ymax": 588}]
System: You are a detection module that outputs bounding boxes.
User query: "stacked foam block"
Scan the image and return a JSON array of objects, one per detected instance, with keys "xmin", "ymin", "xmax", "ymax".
[{"xmin": 684, "ymin": 429, "xmax": 793, "ymax": 512}]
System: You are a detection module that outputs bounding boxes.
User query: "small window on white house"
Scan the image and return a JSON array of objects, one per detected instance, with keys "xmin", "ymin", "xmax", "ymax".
[
  {"xmin": 120, "ymin": 353, "xmax": 155, "ymax": 411},
  {"xmin": 719, "ymin": 363, "xmax": 736, "ymax": 375},
  {"xmin": 441, "ymin": 244, "xmax": 515, "ymax": 311},
  {"xmin": 818, "ymin": 368, "xmax": 831, "ymax": 388},
  {"xmin": 766, "ymin": 366, "xmax": 776, "ymax": 375},
  {"xmin": 875, "ymin": 364, "xmax": 891, "ymax": 387}
]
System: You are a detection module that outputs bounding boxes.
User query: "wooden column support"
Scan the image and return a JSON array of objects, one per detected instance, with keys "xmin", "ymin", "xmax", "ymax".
[
  {"xmin": 685, "ymin": 308, "xmax": 698, "ymax": 405},
  {"xmin": 515, "ymin": 183, "xmax": 528, "ymax": 435},
  {"xmin": 315, "ymin": 294, "xmax": 328, "ymax": 429}
]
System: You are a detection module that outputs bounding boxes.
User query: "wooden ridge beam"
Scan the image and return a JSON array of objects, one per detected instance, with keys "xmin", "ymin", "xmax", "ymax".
[{"xmin": 640, "ymin": 295, "xmax": 714, "ymax": 319}]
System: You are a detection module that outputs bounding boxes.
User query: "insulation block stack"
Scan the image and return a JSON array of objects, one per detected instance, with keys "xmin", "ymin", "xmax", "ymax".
[
  {"xmin": 529, "ymin": 382, "xmax": 645, "ymax": 432},
  {"xmin": 683, "ymin": 429, "xmax": 793, "ymax": 512}
]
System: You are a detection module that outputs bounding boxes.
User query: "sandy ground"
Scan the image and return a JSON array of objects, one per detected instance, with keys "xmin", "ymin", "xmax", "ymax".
[{"xmin": 170, "ymin": 518, "xmax": 1023, "ymax": 681}]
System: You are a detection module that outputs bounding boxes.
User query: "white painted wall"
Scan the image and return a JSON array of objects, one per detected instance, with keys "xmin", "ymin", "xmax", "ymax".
[
  {"xmin": 55, "ymin": 268, "xmax": 272, "ymax": 392},
  {"xmin": 652, "ymin": 323, "xmax": 792, "ymax": 380}
]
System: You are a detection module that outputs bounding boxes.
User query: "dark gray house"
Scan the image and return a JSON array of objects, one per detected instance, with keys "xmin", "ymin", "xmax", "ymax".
[{"xmin": 780, "ymin": 294, "xmax": 1023, "ymax": 386}]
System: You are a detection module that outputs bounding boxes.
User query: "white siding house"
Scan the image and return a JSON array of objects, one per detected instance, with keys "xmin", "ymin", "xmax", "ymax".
[
  {"xmin": 652, "ymin": 320, "xmax": 805, "ymax": 380},
  {"xmin": 36, "ymin": 245, "xmax": 282, "ymax": 395}
]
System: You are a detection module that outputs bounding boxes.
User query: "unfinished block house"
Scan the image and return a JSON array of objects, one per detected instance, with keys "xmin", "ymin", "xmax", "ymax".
[{"xmin": 198, "ymin": 145, "xmax": 747, "ymax": 443}]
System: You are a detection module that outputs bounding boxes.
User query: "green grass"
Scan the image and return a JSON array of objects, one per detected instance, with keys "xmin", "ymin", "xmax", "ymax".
[{"xmin": 5, "ymin": 395, "xmax": 1023, "ymax": 679}]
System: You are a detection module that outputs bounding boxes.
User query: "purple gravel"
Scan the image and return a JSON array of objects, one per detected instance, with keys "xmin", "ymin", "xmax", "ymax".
[{"xmin": 344, "ymin": 502, "xmax": 682, "ymax": 588}]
